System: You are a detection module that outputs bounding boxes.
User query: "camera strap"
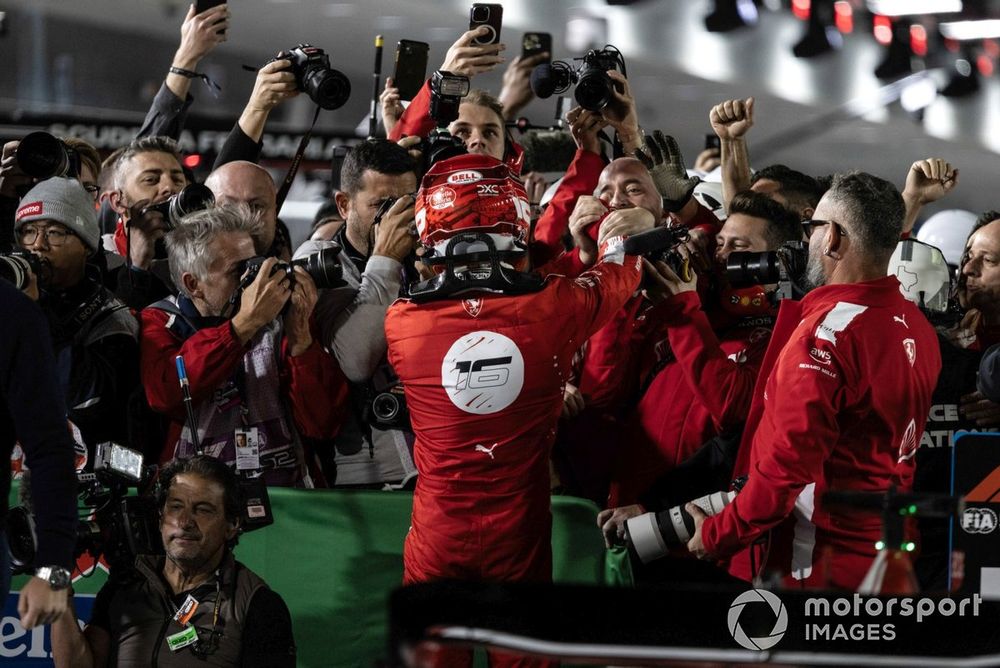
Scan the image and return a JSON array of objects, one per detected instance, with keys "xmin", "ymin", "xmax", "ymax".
[{"xmin": 275, "ymin": 105, "xmax": 323, "ymax": 215}]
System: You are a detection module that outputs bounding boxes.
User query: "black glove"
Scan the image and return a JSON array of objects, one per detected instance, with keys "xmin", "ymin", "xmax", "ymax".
[{"xmin": 633, "ymin": 130, "xmax": 700, "ymax": 213}]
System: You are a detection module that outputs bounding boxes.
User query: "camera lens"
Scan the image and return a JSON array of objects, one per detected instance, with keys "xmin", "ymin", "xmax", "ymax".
[
  {"xmin": 303, "ymin": 65, "xmax": 351, "ymax": 110},
  {"xmin": 726, "ymin": 251, "xmax": 781, "ymax": 287},
  {"xmin": 292, "ymin": 247, "xmax": 343, "ymax": 289},
  {"xmin": 16, "ymin": 132, "xmax": 70, "ymax": 179},
  {"xmin": 372, "ymin": 393, "xmax": 400, "ymax": 421},
  {"xmin": 168, "ymin": 183, "xmax": 216, "ymax": 227},
  {"xmin": 0, "ymin": 254, "xmax": 32, "ymax": 290},
  {"xmin": 472, "ymin": 6, "xmax": 490, "ymax": 21},
  {"xmin": 575, "ymin": 69, "xmax": 614, "ymax": 111}
]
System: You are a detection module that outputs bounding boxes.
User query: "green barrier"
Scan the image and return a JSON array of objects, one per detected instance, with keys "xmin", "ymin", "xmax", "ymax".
[{"xmin": 8, "ymin": 485, "xmax": 631, "ymax": 667}]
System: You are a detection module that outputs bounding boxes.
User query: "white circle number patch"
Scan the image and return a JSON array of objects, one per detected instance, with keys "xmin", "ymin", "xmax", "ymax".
[{"xmin": 441, "ymin": 331, "xmax": 524, "ymax": 414}]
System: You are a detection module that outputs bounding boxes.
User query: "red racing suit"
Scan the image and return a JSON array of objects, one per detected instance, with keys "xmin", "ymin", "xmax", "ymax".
[
  {"xmin": 701, "ymin": 276, "xmax": 941, "ymax": 590},
  {"xmin": 385, "ymin": 243, "xmax": 641, "ymax": 586},
  {"xmin": 607, "ymin": 291, "xmax": 773, "ymax": 506}
]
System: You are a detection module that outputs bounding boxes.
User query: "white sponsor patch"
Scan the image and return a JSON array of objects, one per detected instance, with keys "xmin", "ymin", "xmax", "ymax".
[
  {"xmin": 447, "ymin": 170, "xmax": 483, "ymax": 185},
  {"xmin": 441, "ymin": 331, "xmax": 525, "ymax": 414}
]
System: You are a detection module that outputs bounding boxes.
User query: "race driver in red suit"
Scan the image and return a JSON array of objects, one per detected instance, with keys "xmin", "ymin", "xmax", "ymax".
[
  {"xmin": 686, "ymin": 172, "xmax": 941, "ymax": 590},
  {"xmin": 384, "ymin": 153, "xmax": 640, "ymax": 666}
]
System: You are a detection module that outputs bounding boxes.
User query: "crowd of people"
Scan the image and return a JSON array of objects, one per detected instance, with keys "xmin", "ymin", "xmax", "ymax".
[{"xmin": 1, "ymin": 4, "xmax": 996, "ymax": 666}]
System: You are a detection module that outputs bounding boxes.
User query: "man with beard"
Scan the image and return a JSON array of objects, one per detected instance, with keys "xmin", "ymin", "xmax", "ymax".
[
  {"xmin": 686, "ymin": 172, "xmax": 941, "ymax": 590},
  {"xmin": 51, "ymin": 455, "xmax": 295, "ymax": 667}
]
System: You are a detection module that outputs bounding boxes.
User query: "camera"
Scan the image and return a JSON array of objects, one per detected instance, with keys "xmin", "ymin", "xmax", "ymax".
[
  {"xmin": 6, "ymin": 443, "xmax": 161, "ymax": 573},
  {"xmin": 268, "ymin": 44, "xmax": 351, "ymax": 110},
  {"xmin": 419, "ymin": 70, "xmax": 472, "ymax": 172},
  {"xmin": 726, "ymin": 240, "xmax": 809, "ymax": 300},
  {"xmin": 622, "ymin": 225, "xmax": 693, "ymax": 282},
  {"xmin": 15, "ymin": 131, "xmax": 81, "ymax": 180},
  {"xmin": 624, "ymin": 488, "xmax": 738, "ymax": 564},
  {"xmin": 362, "ymin": 367, "xmax": 411, "ymax": 431},
  {"xmin": 241, "ymin": 247, "xmax": 344, "ymax": 290},
  {"xmin": 0, "ymin": 250, "xmax": 45, "ymax": 290},
  {"xmin": 140, "ymin": 182, "xmax": 216, "ymax": 230},
  {"xmin": 529, "ymin": 46, "xmax": 626, "ymax": 112}
]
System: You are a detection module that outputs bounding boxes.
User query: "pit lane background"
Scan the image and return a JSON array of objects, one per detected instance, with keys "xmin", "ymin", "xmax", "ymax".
[{"xmin": 2, "ymin": 487, "xmax": 631, "ymax": 666}]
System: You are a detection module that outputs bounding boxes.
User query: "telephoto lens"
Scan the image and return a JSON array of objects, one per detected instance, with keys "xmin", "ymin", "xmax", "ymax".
[
  {"xmin": 624, "ymin": 489, "xmax": 737, "ymax": 564},
  {"xmin": 725, "ymin": 250, "xmax": 782, "ymax": 287},
  {"xmin": 0, "ymin": 251, "xmax": 44, "ymax": 290}
]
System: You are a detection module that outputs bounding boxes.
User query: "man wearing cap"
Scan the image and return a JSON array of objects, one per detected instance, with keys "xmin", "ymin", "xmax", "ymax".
[{"xmin": 14, "ymin": 177, "xmax": 139, "ymax": 459}]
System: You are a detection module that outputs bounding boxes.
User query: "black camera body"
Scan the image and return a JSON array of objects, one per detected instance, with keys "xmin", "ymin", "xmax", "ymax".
[
  {"xmin": 0, "ymin": 249, "xmax": 46, "ymax": 291},
  {"xmin": 140, "ymin": 183, "xmax": 216, "ymax": 231},
  {"xmin": 622, "ymin": 225, "xmax": 692, "ymax": 284},
  {"xmin": 530, "ymin": 46, "xmax": 626, "ymax": 112},
  {"xmin": 269, "ymin": 44, "xmax": 351, "ymax": 110},
  {"xmin": 726, "ymin": 240, "xmax": 809, "ymax": 300},
  {"xmin": 15, "ymin": 131, "xmax": 81, "ymax": 180}
]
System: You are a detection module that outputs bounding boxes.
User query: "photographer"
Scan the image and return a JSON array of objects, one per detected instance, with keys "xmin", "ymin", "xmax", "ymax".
[
  {"xmin": 13, "ymin": 177, "xmax": 139, "ymax": 455},
  {"xmin": 600, "ymin": 192, "xmax": 801, "ymax": 523},
  {"xmin": 296, "ymin": 140, "xmax": 419, "ymax": 487},
  {"xmin": 50, "ymin": 455, "xmax": 295, "ymax": 668},
  {"xmin": 140, "ymin": 205, "xmax": 348, "ymax": 485},
  {"xmin": 687, "ymin": 172, "xmax": 941, "ymax": 590},
  {"xmin": 1, "ymin": 280, "xmax": 77, "ymax": 629},
  {"xmin": 107, "ymin": 136, "xmax": 188, "ymax": 309},
  {"xmin": 205, "ymin": 161, "xmax": 286, "ymax": 259}
]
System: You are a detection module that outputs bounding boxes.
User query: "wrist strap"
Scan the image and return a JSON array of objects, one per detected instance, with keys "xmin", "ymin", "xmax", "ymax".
[{"xmin": 169, "ymin": 66, "xmax": 222, "ymax": 97}]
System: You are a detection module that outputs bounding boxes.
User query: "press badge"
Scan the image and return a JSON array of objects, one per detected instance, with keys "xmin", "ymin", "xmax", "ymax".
[
  {"xmin": 235, "ymin": 427, "xmax": 260, "ymax": 471},
  {"xmin": 173, "ymin": 594, "xmax": 199, "ymax": 626},
  {"xmin": 166, "ymin": 625, "xmax": 199, "ymax": 652}
]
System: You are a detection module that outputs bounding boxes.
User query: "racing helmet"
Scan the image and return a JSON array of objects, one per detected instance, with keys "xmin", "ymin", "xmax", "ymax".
[
  {"xmin": 692, "ymin": 179, "xmax": 727, "ymax": 221},
  {"xmin": 915, "ymin": 209, "xmax": 977, "ymax": 268},
  {"xmin": 888, "ymin": 238, "xmax": 951, "ymax": 313},
  {"xmin": 415, "ymin": 153, "xmax": 531, "ymax": 262}
]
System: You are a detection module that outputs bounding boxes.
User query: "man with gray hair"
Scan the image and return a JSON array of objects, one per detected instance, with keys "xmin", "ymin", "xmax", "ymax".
[
  {"xmin": 204, "ymin": 160, "xmax": 283, "ymax": 259},
  {"xmin": 686, "ymin": 172, "xmax": 942, "ymax": 590},
  {"xmin": 139, "ymin": 205, "xmax": 348, "ymax": 485}
]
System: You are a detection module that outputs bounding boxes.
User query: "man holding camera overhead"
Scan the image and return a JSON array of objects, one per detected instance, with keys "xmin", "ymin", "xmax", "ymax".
[
  {"xmin": 139, "ymin": 205, "xmax": 348, "ymax": 485},
  {"xmin": 13, "ymin": 177, "xmax": 139, "ymax": 459}
]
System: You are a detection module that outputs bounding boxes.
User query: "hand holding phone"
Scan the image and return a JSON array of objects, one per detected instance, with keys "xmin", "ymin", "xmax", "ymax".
[
  {"xmin": 521, "ymin": 32, "xmax": 551, "ymax": 62},
  {"xmin": 393, "ymin": 40, "xmax": 430, "ymax": 101},
  {"xmin": 469, "ymin": 4, "xmax": 503, "ymax": 45}
]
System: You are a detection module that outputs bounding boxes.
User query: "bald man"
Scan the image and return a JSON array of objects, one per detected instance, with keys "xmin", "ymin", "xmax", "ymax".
[{"xmin": 205, "ymin": 160, "xmax": 279, "ymax": 255}]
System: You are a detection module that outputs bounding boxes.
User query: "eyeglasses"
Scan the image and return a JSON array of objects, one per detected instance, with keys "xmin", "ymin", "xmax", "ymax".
[
  {"xmin": 19, "ymin": 225, "xmax": 76, "ymax": 247},
  {"xmin": 801, "ymin": 219, "xmax": 849, "ymax": 238}
]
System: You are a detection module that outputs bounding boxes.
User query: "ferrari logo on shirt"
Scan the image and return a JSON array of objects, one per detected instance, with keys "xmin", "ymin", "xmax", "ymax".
[
  {"xmin": 462, "ymin": 298, "xmax": 483, "ymax": 318},
  {"xmin": 903, "ymin": 338, "xmax": 916, "ymax": 367}
]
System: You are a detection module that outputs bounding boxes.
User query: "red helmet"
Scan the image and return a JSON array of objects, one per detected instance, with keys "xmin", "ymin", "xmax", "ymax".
[{"xmin": 415, "ymin": 153, "xmax": 531, "ymax": 257}]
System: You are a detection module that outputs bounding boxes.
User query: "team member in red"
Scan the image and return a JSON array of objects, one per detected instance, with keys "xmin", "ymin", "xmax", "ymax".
[
  {"xmin": 384, "ymin": 153, "xmax": 639, "ymax": 664},
  {"xmin": 687, "ymin": 172, "xmax": 941, "ymax": 590}
]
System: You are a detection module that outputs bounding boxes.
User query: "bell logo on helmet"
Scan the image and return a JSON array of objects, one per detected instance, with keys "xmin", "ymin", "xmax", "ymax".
[
  {"xmin": 447, "ymin": 170, "xmax": 483, "ymax": 185},
  {"xmin": 441, "ymin": 331, "xmax": 524, "ymax": 415}
]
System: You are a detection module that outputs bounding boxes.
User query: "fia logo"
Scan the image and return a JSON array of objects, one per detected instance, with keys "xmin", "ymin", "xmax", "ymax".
[
  {"xmin": 962, "ymin": 507, "xmax": 998, "ymax": 534},
  {"xmin": 903, "ymin": 338, "xmax": 916, "ymax": 367}
]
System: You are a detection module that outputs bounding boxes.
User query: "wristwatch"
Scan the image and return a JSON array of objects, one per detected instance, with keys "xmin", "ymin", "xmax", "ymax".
[{"xmin": 34, "ymin": 566, "xmax": 72, "ymax": 590}]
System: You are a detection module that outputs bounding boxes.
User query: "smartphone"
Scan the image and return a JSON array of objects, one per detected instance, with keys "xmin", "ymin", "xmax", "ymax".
[
  {"xmin": 194, "ymin": 0, "xmax": 225, "ymax": 13},
  {"xmin": 522, "ymin": 32, "xmax": 552, "ymax": 61},
  {"xmin": 393, "ymin": 40, "xmax": 430, "ymax": 102},
  {"xmin": 705, "ymin": 134, "xmax": 722, "ymax": 151},
  {"xmin": 469, "ymin": 4, "xmax": 503, "ymax": 45},
  {"xmin": 194, "ymin": 0, "xmax": 227, "ymax": 35}
]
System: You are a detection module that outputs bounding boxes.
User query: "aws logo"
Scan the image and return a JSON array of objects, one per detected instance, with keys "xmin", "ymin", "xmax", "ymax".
[{"xmin": 809, "ymin": 347, "xmax": 832, "ymax": 365}]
